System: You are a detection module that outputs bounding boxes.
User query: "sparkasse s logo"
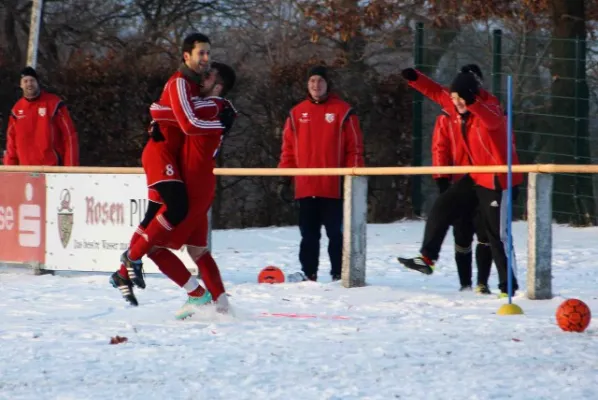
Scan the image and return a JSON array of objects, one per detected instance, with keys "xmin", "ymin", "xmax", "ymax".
[
  {"xmin": 0, "ymin": 173, "xmax": 46, "ymax": 263},
  {"xmin": 57, "ymin": 189, "xmax": 74, "ymax": 248},
  {"xmin": 18, "ymin": 183, "xmax": 42, "ymax": 247}
]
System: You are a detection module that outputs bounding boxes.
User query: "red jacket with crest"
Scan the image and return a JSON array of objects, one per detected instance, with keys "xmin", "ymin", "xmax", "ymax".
[
  {"xmin": 5, "ymin": 91, "xmax": 79, "ymax": 166},
  {"xmin": 278, "ymin": 93, "xmax": 365, "ymax": 199},
  {"xmin": 412, "ymin": 70, "xmax": 523, "ymax": 190}
]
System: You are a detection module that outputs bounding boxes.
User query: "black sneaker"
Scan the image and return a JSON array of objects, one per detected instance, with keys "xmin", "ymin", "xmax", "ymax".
[
  {"xmin": 475, "ymin": 283, "xmax": 492, "ymax": 295},
  {"xmin": 459, "ymin": 285, "xmax": 473, "ymax": 292},
  {"xmin": 331, "ymin": 274, "xmax": 341, "ymax": 282},
  {"xmin": 121, "ymin": 251, "xmax": 146, "ymax": 289},
  {"xmin": 398, "ymin": 256, "xmax": 435, "ymax": 275},
  {"xmin": 110, "ymin": 271, "xmax": 139, "ymax": 306}
]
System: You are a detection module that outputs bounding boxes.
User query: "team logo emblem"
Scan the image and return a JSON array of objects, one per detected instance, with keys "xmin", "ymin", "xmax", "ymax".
[
  {"xmin": 38, "ymin": 107, "xmax": 46, "ymax": 117},
  {"xmin": 325, "ymin": 113, "xmax": 335, "ymax": 123},
  {"xmin": 57, "ymin": 189, "xmax": 74, "ymax": 248}
]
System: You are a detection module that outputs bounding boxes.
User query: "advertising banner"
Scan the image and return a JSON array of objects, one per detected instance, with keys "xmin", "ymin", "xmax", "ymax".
[
  {"xmin": 44, "ymin": 174, "xmax": 198, "ymax": 274},
  {"xmin": 0, "ymin": 172, "xmax": 46, "ymax": 264}
]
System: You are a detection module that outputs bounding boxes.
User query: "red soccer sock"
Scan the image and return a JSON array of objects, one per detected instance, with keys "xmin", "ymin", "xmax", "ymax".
[
  {"xmin": 195, "ymin": 252, "xmax": 225, "ymax": 301},
  {"xmin": 128, "ymin": 214, "xmax": 173, "ymax": 261},
  {"xmin": 148, "ymin": 248, "xmax": 191, "ymax": 288},
  {"xmin": 118, "ymin": 226, "xmax": 146, "ymax": 278}
]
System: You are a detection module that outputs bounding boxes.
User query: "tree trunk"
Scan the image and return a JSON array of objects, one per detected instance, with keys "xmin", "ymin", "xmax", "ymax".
[{"xmin": 549, "ymin": 0, "xmax": 594, "ymax": 225}]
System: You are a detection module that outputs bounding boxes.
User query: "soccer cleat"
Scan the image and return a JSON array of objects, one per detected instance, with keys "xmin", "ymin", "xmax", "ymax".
[
  {"xmin": 498, "ymin": 291, "xmax": 517, "ymax": 299},
  {"xmin": 175, "ymin": 291, "xmax": 213, "ymax": 320},
  {"xmin": 331, "ymin": 274, "xmax": 341, "ymax": 282},
  {"xmin": 110, "ymin": 272, "xmax": 139, "ymax": 306},
  {"xmin": 475, "ymin": 283, "xmax": 492, "ymax": 295},
  {"xmin": 120, "ymin": 251, "xmax": 146, "ymax": 289},
  {"xmin": 398, "ymin": 256, "xmax": 435, "ymax": 275},
  {"xmin": 459, "ymin": 285, "xmax": 473, "ymax": 292}
]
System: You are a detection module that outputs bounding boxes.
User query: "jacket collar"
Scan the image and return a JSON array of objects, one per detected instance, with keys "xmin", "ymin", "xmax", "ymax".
[{"xmin": 307, "ymin": 92, "xmax": 338, "ymax": 104}]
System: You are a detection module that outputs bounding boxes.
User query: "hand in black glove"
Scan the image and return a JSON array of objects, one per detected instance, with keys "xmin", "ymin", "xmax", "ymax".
[
  {"xmin": 276, "ymin": 178, "xmax": 294, "ymax": 203},
  {"xmin": 219, "ymin": 100, "xmax": 237, "ymax": 135},
  {"xmin": 148, "ymin": 121, "xmax": 165, "ymax": 142},
  {"xmin": 401, "ymin": 68, "xmax": 418, "ymax": 82},
  {"xmin": 435, "ymin": 178, "xmax": 451, "ymax": 194},
  {"xmin": 449, "ymin": 72, "xmax": 479, "ymax": 105}
]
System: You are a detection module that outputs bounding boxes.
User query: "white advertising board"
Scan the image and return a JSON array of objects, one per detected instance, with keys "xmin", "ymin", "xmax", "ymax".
[{"xmin": 44, "ymin": 174, "xmax": 198, "ymax": 274}]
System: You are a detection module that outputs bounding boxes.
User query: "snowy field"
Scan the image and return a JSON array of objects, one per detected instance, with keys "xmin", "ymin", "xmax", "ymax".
[{"xmin": 1, "ymin": 220, "xmax": 597, "ymax": 400}]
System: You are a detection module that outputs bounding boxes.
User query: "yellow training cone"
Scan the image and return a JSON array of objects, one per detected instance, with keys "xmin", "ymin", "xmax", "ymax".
[{"xmin": 497, "ymin": 303, "xmax": 524, "ymax": 315}]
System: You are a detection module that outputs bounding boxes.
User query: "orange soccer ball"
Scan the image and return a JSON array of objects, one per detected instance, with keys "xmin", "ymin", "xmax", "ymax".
[
  {"xmin": 556, "ymin": 298, "xmax": 592, "ymax": 332},
  {"xmin": 258, "ymin": 266, "xmax": 285, "ymax": 284}
]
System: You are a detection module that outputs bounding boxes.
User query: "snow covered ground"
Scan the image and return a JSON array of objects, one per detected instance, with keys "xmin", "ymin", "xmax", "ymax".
[{"xmin": 1, "ymin": 220, "xmax": 597, "ymax": 400}]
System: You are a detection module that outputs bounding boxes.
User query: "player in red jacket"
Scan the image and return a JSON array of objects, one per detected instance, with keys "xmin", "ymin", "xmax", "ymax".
[
  {"xmin": 432, "ymin": 110, "xmax": 495, "ymax": 293},
  {"xmin": 146, "ymin": 62, "xmax": 237, "ymax": 319},
  {"xmin": 278, "ymin": 66, "xmax": 364, "ymax": 282},
  {"xmin": 398, "ymin": 66, "xmax": 523, "ymax": 297},
  {"xmin": 431, "ymin": 65, "xmax": 495, "ymax": 294},
  {"xmin": 5, "ymin": 67, "xmax": 79, "ymax": 166},
  {"xmin": 110, "ymin": 33, "xmax": 224, "ymax": 306}
]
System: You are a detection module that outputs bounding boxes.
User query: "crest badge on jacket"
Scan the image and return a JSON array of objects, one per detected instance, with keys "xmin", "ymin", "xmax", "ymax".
[{"xmin": 325, "ymin": 113, "xmax": 335, "ymax": 123}]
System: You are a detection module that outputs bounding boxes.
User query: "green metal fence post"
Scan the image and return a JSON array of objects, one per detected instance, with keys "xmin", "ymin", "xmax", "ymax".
[
  {"xmin": 492, "ymin": 29, "xmax": 502, "ymax": 104},
  {"xmin": 412, "ymin": 22, "xmax": 424, "ymax": 216}
]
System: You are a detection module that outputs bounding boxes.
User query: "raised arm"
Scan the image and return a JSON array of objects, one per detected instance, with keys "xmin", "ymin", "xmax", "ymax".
[{"xmin": 402, "ymin": 68, "xmax": 454, "ymax": 110}]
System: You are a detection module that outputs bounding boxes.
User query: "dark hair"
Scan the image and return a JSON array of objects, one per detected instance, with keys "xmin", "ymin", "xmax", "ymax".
[
  {"xmin": 211, "ymin": 62, "xmax": 236, "ymax": 96},
  {"xmin": 181, "ymin": 33, "xmax": 211, "ymax": 55},
  {"xmin": 460, "ymin": 64, "xmax": 483, "ymax": 82}
]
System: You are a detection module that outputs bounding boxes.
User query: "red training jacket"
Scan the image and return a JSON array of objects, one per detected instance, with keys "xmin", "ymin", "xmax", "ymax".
[
  {"xmin": 410, "ymin": 70, "xmax": 523, "ymax": 190},
  {"xmin": 5, "ymin": 91, "xmax": 79, "ymax": 166},
  {"xmin": 278, "ymin": 93, "xmax": 365, "ymax": 199}
]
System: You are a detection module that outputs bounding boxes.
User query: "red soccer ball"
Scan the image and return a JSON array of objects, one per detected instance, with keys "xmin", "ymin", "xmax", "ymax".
[
  {"xmin": 556, "ymin": 298, "xmax": 591, "ymax": 333},
  {"xmin": 258, "ymin": 266, "xmax": 285, "ymax": 284}
]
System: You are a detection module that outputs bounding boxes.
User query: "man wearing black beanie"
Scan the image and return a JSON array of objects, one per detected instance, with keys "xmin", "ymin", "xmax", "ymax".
[
  {"xmin": 4, "ymin": 66, "xmax": 79, "ymax": 166},
  {"xmin": 277, "ymin": 65, "xmax": 365, "ymax": 282},
  {"xmin": 397, "ymin": 66, "xmax": 523, "ymax": 298}
]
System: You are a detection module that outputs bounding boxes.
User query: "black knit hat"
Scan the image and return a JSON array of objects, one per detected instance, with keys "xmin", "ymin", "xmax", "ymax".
[
  {"xmin": 20, "ymin": 66, "xmax": 38, "ymax": 81},
  {"xmin": 307, "ymin": 65, "xmax": 332, "ymax": 91},
  {"xmin": 460, "ymin": 64, "xmax": 483, "ymax": 82}
]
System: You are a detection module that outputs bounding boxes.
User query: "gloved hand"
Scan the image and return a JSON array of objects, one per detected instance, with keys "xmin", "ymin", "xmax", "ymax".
[
  {"xmin": 276, "ymin": 178, "xmax": 294, "ymax": 203},
  {"xmin": 219, "ymin": 101, "xmax": 237, "ymax": 135},
  {"xmin": 450, "ymin": 73, "xmax": 479, "ymax": 105},
  {"xmin": 148, "ymin": 121, "xmax": 165, "ymax": 142},
  {"xmin": 435, "ymin": 178, "xmax": 450, "ymax": 194},
  {"xmin": 401, "ymin": 68, "xmax": 418, "ymax": 82}
]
